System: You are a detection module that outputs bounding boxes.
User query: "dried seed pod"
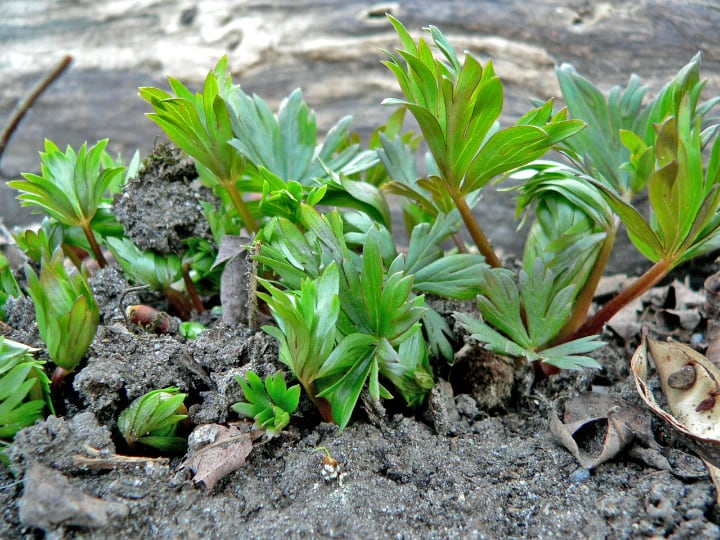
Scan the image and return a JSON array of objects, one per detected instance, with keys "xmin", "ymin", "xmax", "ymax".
[
  {"xmin": 631, "ymin": 335, "xmax": 720, "ymax": 466},
  {"xmin": 667, "ymin": 364, "xmax": 697, "ymax": 390},
  {"xmin": 126, "ymin": 305, "xmax": 170, "ymax": 334},
  {"xmin": 321, "ymin": 454, "xmax": 341, "ymax": 481}
]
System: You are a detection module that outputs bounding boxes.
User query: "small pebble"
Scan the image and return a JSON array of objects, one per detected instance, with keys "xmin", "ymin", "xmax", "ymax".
[{"xmin": 569, "ymin": 468, "xmax": 591, "ymax": 483}]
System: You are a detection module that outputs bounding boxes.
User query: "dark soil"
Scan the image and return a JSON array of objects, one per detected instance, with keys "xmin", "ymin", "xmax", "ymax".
[{"xmin": 1, "ymin": 145, "xmax": 720, "ymax": 539}]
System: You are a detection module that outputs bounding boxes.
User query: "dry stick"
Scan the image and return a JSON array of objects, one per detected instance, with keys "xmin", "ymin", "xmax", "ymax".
[{"xmin": 0, "ymin": 55, "xmax": 73, "ymax": 164}]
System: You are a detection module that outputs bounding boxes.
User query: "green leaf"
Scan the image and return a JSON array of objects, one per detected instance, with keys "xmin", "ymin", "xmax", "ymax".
[
  {"xmin": 316, "ymin": 342, "xmax": 376, "ymax": 430},
  {"xmin": 24, "ymin": 248, "xmax": 99, "ymax": 372},
  {"xmin": 473, "ymin": 267, "xmax": 531, "ymax": 348},
  {"xmin": 232, "ymin": 371, "xmax": 299, "ymax": 436},
  {"xmin": 118, "ymin": 387, "xmax": 187, "ymax": 452},
  {"xmin": 105, "ymin": 237, "xmax": 183, "ymax": 290}
]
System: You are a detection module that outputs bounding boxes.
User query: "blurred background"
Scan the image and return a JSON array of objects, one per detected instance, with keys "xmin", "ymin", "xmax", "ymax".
[{"xmin": 2, "ymin": 0, "xmax": 719, "ymax": 271}]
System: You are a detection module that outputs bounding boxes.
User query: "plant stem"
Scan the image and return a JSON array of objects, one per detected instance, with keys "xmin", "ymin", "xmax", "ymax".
[
  {"xmin": 554, "ymin": 228, "xmax": 616, "ymax": 342},
  {"xmin": 61, "ymin": 243, "xmax": 85, "ymax": 271},
  {"xmin": 562, "ymin": 257, "xmax": 672, "ymax": 342},
  {"xmin": 305, "ymin": 381, "xmax": 335, "ymax": 424},
  {"xmin": 182, "ymin": 263, "xmax": 205, "ymax": 313},
  {"xmin": 452, "ymin": 194, "xmax": 502, "ymax": 267},
  {"xmin": 81, "ymin": 224, "xmax": 108, "ymax": 268},
  {"xmin": 163, "ymin": 286, "xmax": 192, "ymax": 321},
  {"xmin": 225, "ymin": 181, "xmax": 259, "ymax": 234},
  {"xmin": 451, "ymin": 232, "xmax": 468, "ymax": 253}
]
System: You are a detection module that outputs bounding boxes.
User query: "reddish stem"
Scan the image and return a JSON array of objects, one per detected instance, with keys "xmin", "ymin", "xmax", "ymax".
[
  {"xmin": 82, "ymin": 223, "xmax": 108, "ymax": 268},
  {"xmin": 560, "ymin": 258, "xmax": 672, "ymax": 343},
  {"xmin": 453, "ymin": 194, "xmax": 502, "ymax": 267},
  {"xmin": 163, "ymin": 287, "xmax": 192, "ymax": 321},
  {"xmin": 182, "ymin": 263, "xmax": 205, "ymax": 314}
]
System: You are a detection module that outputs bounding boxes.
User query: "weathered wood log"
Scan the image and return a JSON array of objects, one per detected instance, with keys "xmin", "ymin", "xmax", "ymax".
[{"xmin": 1, "ymin": 0, "xmax": 718, "ymax": 269}]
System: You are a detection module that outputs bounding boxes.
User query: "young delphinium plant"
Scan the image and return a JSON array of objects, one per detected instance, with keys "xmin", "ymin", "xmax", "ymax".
[
  {"xmin": 25, "ymin": 247, "xmax": 99, "ymax": 386},
  {"xmin": 381, "ymin": 18, "xmax": 605, "ymax": 372},
  {"xmin": 140, "ymin": 56, "xmax": 387, "ymax": 239},
  {"xmin": 381, "ymin": 16, "xmax": 585, "ymax": 267},
  {"xmin": 231, "ymin": 371, "xmax": 300, "ymax": 437},
  {"xmin": 255, "ymin": 202, "xmax": 488, "ymax": 428},
  {"xmin": 376, "ymin": 18, "xmax": 720, "ymax": 377},
  {"xmin": 544, "ymin": 55, "xmax": 720, "ymax": 342},
  {"xmin": 0, "ymin": 337, "xmax": 53, "ymax": 464},
  {"xmin": 8, "ymin": 139, "xmax": 129, "ymax": 268},
  {"xmin": 117, "ymin": 387, "xmax": 188, "ymax": 453}
]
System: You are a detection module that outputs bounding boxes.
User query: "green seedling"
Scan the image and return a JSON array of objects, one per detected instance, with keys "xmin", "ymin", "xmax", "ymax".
[
  {"xmin": 376, "ymin": 18, "xmax": 720, "ymax": 378},
  {"xmin": 231, "ymin": 370, "xmax": 300, "ymax": 437},
  {"xmin": 178, "ymin": 321, "xmax": 206, "ymax": 339},
  {"xmin": 381, "ymin": 16, "xmax": 584, "ymax": 267},
  {"xmin": 142, "ymin": 57, "xmax": 386, "ymax": 236},
  {"xmin": 117, "ymin": 387, "xmax": 188, "ymax": 453},
  {"xmin": 0, "ymin": 252, "xmax": 22, "ymax": 322},
  {"xmin": 0, "ymin": 337, "xmax": 53, "ymax": 464},
  {"xmin": 140, "ymin": 57, "xmax": 258, "ymax": 232},
  {"xmin": 25, "ymin": 247, "xmax": 99, "ymax": 385},
  {"xmin": 518, "ymin": 53, "xmax": 720, "ymax": 343},
  {"xmin": 8, "ymin": 139, "xmax": 127, "ymax": 267},
  {"xmin": 257, "ymin": 205, "xmax": 481, "ymax": 428}
]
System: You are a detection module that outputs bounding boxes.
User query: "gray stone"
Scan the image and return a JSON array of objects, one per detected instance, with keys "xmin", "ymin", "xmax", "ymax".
[{"xmin": 18, "ymin": 461, "xmax": 129, "ymax": 531}]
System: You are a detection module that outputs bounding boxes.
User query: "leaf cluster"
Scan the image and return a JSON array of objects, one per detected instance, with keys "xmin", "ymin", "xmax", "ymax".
[
  {"xmin": 25, "ymin": 247, "xmax": 99, "ymax": 373},
  {"xmin": 456, "ymin": 259, "xmax": 604, "ymax": 370},
  {"xmin": 0, "ymin": 337, "xmax": 53, "ymax": 463},
  {"xmin": 117, "ymin": 387, "xmax": 188, "ymax": 453},
  {"xmin": 141, "ymin": 57, "xmax": 384, "ymax": 235},
  {"xmin": 8, "ymin": 139, "xmax": 128, "ymax": 266},
  {"xmin": 232, "ymin": 371, "xmax": 300, "ymax": 437},
  {"xmin": 256, "ymin": 204, "xmax": 487, "ymax": 427}
]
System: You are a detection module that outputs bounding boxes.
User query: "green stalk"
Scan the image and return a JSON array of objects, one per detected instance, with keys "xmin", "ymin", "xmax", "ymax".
[
  {"xmin": 224, "ymin": 181, "xmax": 259, "ymax": 234},
  {"xmin": 561, "ymin": 257, "xmax": 672, "ymax": 342},
  {"xmin": 304, "ymin": 380, "xmax": 334, "ymax": 424},
  {"xmin": 554, "ymin": 227, "xmax": 617, "ymax": 342},
  {"xmin": 81, "ymin": 223, "xmax": 108, "ymax": 268},
  {"xmin": 452, "ymin": 194, "xmax": 502, "ymax": 267}
]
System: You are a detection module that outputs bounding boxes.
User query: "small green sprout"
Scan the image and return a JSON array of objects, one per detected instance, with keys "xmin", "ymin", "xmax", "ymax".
[
  {"xmin": 0, "ymin": 252, "xmax": 22, "ymax": 322},
  {"xmin": 8, "ymin": 139, "xmax": 126, "ymax": 267},
  {"xmin": 178, "ymin": 321, "xmax": 206, "ymax": 339},
  {"xmin": 257, "ymin": 206, "xmax": 447, "ymax": 429},
  {"xmin": 0, "ymin": 337, "xmax": 53, "ymax": 464},
  {"xmin": 117, "ymin": 387, "xmax": 188, "ymax": 453},
  {"xmin": 231, "ymin": 371, "xmax": 300, "ymax": 437},
  {"xmin": 25, "ymin": 247, "xmax": 99, "ymax": 384}
]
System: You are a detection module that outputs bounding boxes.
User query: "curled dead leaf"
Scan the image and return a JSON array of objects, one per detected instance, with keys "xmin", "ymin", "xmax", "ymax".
[
  {"xmin": 631, "ymin": 334, "xmax": 720, "ymax": 503},
  {"xmin": 180, "ymin": 424, "xmax": 262, "ymax": 490},
  {"xmin": 548, "ymin": 392, "xmax": 667, "ymax": 471}
]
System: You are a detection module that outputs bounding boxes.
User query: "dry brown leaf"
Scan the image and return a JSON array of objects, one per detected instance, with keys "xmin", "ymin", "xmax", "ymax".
[
  {"xmin": 212, "ymin": 235, "xmax": 257, "ymax": 327},
  {"xmin": 181, "ymin": 424, "xmax": 259, "ymax": 490},
  {"xmin": 631, "ymin": 334, "xmax": 720, "ymax": 502},
  {"xmin": 549, "ymin": 393, "xmax": 666, "ymax": 470}
]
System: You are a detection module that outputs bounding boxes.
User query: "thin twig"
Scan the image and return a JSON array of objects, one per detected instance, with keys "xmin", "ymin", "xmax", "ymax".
[
  {"xmin": 0, "ymin": 55, "xmax": 73, "ymax": 164},
  {"xmin": 119, "ymin": 284, "xmax": 151, "ymax": 325}
]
